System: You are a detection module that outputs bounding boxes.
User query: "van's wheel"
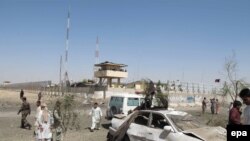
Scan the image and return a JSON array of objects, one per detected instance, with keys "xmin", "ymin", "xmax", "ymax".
[
  {"xmin": 123, "ymin": 135, "xmax": 130, "ymax": 141},
  {"xmin": 110, "ymin": 106, "xmax": 117, "ymax": 117}
]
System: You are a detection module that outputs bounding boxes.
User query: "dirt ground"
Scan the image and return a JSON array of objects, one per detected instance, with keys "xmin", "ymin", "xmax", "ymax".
[
  {"xmin": 0, "ymin": 89, "xmax": 228, "ymax": 141},
  {"xmin": 0, "ymin": 89, "xmax": 110, "ymax": 141}
]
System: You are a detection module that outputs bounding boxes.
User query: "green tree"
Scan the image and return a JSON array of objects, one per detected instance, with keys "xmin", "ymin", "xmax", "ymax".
[{"xmin": 59, "ymin": 94, "xmax": 80, "ymax": 136}]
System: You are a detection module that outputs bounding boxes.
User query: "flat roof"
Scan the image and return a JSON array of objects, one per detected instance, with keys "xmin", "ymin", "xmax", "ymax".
[{"xmin": 95, "ymin": 61, "xmax": 127, "ymax": 67}]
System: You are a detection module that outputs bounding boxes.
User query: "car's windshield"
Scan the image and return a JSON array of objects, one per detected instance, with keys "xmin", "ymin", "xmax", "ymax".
[{"xmin": 168, "ymin": 114, "xmax": 202, "ymax": 131}]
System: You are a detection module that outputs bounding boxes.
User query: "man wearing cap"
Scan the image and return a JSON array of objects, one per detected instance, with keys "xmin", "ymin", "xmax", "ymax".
[
  {"xmin": 17, "ymin": 97, "xmax": 32, "ymax": 129},
  {"xmin": 89, "ymin": 102, "xmax": 102, "ymax": 132},
  {"xmin": 239, "ymin": 88, "xmax": 250, "ymax": 125}
]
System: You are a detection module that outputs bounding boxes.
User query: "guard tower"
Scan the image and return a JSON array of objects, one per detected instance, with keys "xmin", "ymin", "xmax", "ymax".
[{"xmin": 94, "ymin": 61, "xmax": 128, "ymax": 87}]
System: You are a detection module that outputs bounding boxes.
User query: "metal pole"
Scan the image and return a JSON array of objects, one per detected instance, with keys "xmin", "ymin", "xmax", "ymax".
[{"xmin": 59, "ymin": 55, "xmax": 62, "ymax": 94}]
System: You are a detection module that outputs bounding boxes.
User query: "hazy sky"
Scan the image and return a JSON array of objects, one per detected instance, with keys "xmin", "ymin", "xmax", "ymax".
[{"xmin": 0, "ymin": 0, "xmax": 250, "ymax": 85}]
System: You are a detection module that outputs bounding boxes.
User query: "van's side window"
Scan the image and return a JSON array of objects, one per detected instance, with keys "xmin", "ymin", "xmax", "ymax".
[
  {"xmin": 127, "ymin": 98, "xmax": 139, "ymax": 106},
  {"xmin": 109, "ymin": 97, "xmax": 124, "ymax": 107}
]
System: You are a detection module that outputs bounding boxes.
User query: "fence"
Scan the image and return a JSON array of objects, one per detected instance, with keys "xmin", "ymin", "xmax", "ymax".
[
  {"xmin": 158, "ymin": 81, "xmax": 223, "ymax": 95},
  {"xmin": 0, "ymin": 81, "xmax": 106, "ymax": 98}
]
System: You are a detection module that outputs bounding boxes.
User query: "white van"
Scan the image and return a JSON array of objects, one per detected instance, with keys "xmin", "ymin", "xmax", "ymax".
[{"xmin": 106, "ymin": 93, "xmax": 144, "ymax": 119}]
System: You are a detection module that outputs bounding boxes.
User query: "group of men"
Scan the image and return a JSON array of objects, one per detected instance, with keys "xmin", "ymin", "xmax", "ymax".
[
  {"xmin": 17, "ymin": 89, "xmax": 103, "ymax": 140},
  {"xmin": 201, "ymin": 87, "xmax": 250, "ymax": 126},
  {"xmin": 17, "ymin": 90, "xmax": 64, "ymax": 141},
  {"xmin": 202, "ymin": 97, "xmax": 220, "ymax": 114},
  {"xmin": 228, "ymin": 88, "xmax": 250, "ymax": 125}
]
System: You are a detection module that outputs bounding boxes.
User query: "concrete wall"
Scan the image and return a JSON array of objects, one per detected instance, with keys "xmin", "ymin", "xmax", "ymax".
[{"xmin": 168, "ymin": 92, "xmax": 233, "ymax": 108}]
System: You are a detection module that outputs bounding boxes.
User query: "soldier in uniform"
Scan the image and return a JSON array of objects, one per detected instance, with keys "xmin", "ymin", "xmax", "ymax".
[
  {"xmin": 53, "ymin": 100, "xmax": 63, "ymax": 141},
  {"xmin": 17, "ymin": 97, "xmax": 32, "ymax": 129}
]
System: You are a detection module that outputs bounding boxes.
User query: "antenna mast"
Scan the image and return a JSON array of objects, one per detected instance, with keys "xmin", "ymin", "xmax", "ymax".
[
  {"xmin": 64, "ymin": 7, "xmax": 70, "ymax": 87},
  {"xmin": 93, "ymin": 36, "xmax": 99, "ymax": 82},
  {"xmin": 59, "ymin": 55, "xmax": 62, "ymax": 85}
]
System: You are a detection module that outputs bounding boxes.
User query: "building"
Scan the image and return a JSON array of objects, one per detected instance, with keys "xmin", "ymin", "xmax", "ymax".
[
  {"xmin": 2, "ymin": 81, "xmax": 11, "ymax": 87},
  {"xmin": 94, "ymin": 61, "xmax": 128, "ymax": 87}
]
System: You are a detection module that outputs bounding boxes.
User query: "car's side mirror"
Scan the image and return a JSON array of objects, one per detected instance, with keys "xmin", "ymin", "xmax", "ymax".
[{"xmin": 163, "ymin": 126, "xmax": 174, "ymax": 132}]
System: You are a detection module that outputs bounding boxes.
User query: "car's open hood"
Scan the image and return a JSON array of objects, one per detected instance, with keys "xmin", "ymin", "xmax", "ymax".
[{"xmin": 182, "ymin": 126, "xmax": 226, "ymax": 141}]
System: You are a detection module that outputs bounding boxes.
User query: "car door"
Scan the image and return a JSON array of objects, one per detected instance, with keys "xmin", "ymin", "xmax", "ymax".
[{"xmin": 127, "ymin": 112, "xmax": 151, "ymax": 141}]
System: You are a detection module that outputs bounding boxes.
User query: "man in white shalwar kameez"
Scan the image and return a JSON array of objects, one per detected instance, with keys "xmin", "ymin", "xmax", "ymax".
[
  {"xmin": 89, "ymin": 102, "xmax": 102, "ymax": 132},
  {"xmin": 34, "ymin": 101, "xmax": 41, "ymax": 141},
  {"xmin": 37, "ymin": 103, "xmax": 52, "ymax": 141}
]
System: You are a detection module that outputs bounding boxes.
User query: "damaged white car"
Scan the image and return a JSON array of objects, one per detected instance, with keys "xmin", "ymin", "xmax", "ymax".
[{"xmin": 107, "ymin": 110, "xmax": 226, "ymax": 141}]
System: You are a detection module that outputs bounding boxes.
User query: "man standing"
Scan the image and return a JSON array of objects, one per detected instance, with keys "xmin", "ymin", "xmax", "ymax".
[
  {"xmin": 215, "ymin": 99, "xmax": 220, "ymax": 114},
  {"xmin": 17, "ymin": 97, "xmax": 31, "ymax": 129},
  {"xmin": 89, "ymin": 102, "xmax": 102, "ymax": 132},
  {"xmin": 38, "ymin": 103, "xmax": 52, "ymax": 141},
  {"xmin": 228, "ymin": 100, "xmax": 242, "ymax": 125},
  {"xmin": 53, "ymin": 100, "xmax": 63, "ymax": 141},
  {"xmin": 38, "ymin": 91, "xmax": 42, "ymax": 101},
  {"xmin": 34, "ymin": 101, "xmax": 41, "ymax": 140},
  {"xmin": 202, "ymin": 97, "xmax": 207, "ymax": 114},
  {"xmin": 210, "ymin": 98, "xmax": 216, "ymax": 114},
  {"xmin": 20, "ymin": 89, "xmax": 24, "ymax": 100},
  {"xmin": 239, "ymin": 88, "xmax": 250, "ymax": 125}
]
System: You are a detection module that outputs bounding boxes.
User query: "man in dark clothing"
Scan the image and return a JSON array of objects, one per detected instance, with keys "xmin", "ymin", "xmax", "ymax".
[
  {"xmin": 210, "ymin": 98, "xmax": 216, "ymax": 114},
  {"xmin": 20, "ymin": 89, "xmax": 24, "ymax": 100},
  {"xmin": 202, "ymin": 97, "xmax": 207, "ymax": 114},
  {"xmin": 38, "ymin": 91, "xmax": 42, "ymax": 101},
  {"xmin": 228, "ymin": 100, "xmax": 242, "ymax": 125},
  {"xmin": 17, "ymin": 97, "xmax": 31, "ymax": 129},
  {"xmin": 53, "ymin": 100, "xmax": 63, "ymax": 141}
]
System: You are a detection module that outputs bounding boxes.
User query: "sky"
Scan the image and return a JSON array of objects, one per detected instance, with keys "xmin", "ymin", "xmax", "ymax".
[{"xmin": 0, "ymin": 0, "xmax": 250, "ymax": 85}]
